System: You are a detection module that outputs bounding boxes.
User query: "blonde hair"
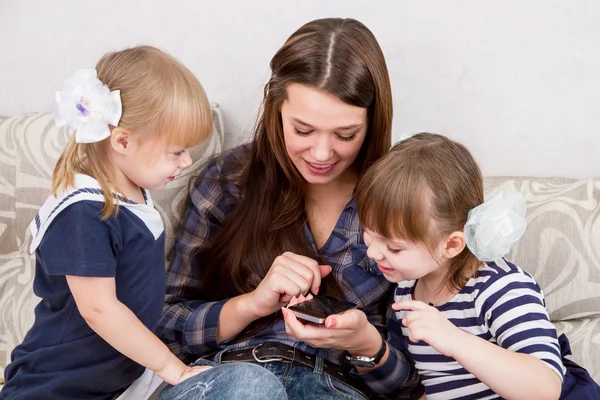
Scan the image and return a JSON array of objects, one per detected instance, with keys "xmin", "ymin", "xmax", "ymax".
[
  {"xmin": 52, "ymin": 46, "xmax": 212, "ymax": 218},
  {"xmin": 355, "ymin": 133, "xmax": 485, "ymax": 291}
]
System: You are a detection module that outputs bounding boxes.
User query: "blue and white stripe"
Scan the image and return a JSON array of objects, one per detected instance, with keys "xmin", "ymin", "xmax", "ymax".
[{"xmin": 395, "ymin": 258, "xmax": 566, "ymax": 399}]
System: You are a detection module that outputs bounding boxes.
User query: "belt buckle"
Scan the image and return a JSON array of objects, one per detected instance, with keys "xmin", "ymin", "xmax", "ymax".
[{"xmin": 251, "ymin": 343, "xmax": 284, "ymax": 363}]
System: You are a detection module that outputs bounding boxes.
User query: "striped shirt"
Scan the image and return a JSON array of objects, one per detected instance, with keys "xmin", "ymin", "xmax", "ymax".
[
  {"xmin": 156, "ymin": 144, "xmax": 420, "ymax": 399},
  {"xmin": 394, "ymin": 258, "xmax": 566, "ymax": 400}
]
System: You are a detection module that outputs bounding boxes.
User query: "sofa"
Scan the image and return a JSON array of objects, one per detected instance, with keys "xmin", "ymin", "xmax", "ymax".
[{"xmin": 1, "ymin": 109, "xmax": 599, "ymax": 393}]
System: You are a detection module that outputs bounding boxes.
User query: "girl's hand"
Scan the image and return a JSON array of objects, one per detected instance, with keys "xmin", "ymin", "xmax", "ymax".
[
  {"xmin": 177, "ymin": 365, "xmax": 213, "ymax": 384},
  {"xmin": 154, "ymin": 356, "xmax": 188, "ymax": 386},
  {"xmin": 247, "ymin": 252, "xmax": 331, "ymax": 318},
  {"xmin": 282, "ymin": 295, "xmax": 377, "ymax": 355},
  {"xmin": 392, "ymin": 300, "xmax": 466, "ymax": 357},
  {"xmin": 154, "ymin": 353, "xmax": 211, "ymax": 386}
]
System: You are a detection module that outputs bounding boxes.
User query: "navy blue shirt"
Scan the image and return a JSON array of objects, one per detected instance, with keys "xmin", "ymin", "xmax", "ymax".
[{"xmin": 2, "ymin": 200, "xmax": 165, "ymax": 400}]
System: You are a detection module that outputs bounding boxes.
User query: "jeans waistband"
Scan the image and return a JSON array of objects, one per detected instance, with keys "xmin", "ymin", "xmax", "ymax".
[{"xmin": 217, "ymin": 342, "xmax": 371, "ymax": 398}]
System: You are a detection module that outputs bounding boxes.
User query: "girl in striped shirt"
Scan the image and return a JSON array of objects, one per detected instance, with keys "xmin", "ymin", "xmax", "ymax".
[{"xmin": 355, "ymin": 133, "xmax": 599, "ymax": 399}]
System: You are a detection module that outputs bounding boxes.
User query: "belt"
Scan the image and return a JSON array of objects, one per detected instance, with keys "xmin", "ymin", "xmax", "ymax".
[{"xmin": 220, "ymin": 342, "xmax": 371, "ymax": 398}]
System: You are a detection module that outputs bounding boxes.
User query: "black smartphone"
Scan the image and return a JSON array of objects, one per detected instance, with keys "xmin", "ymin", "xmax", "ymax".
[{"xmin": 287, "ymin": 295, "xmax": 358, "ymax": 324}]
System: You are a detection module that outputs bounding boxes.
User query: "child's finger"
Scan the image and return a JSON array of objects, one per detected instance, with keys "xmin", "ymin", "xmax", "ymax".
[
  {"xmin": 178, "ymin": 366, "xmax": 212, "ymax": 384},
  {"xmin": 392, "ymin": 300, "xmax": 429, "ymax": 311},
  {"xmin": 189, "ymin": 366, "xmax": 212, "ymax": 374},
  {"xmin": 402, "ymin": 314, "xmax": 425, "ymax": 329},
  {"xmin": 403, "ymin": 323, "xmax": 422, "ymax": 343},
  {"xmin": 402, "ymin": 309, "xmax": 424, "ymax": 324}
]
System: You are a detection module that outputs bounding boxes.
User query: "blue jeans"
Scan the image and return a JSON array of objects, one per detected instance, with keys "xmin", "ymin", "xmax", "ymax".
[
  {"xmin": 158, "ymin": 353, "xmax": 368, "ymax": 400},
  {"xmin": 157, "ymin": 361, "xmax": 286, "ymax": 400}
]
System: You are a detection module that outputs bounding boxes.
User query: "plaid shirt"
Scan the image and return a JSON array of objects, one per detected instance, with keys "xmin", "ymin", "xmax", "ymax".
[{"xmin": 157, "ymin": 144, "xmax": 420, "ymax": 399}]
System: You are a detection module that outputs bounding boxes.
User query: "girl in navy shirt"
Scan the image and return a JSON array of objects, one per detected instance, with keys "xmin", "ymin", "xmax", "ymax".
[{"xmin": 1, "ymin": 46, "xmax": 213, "ymax": 399}]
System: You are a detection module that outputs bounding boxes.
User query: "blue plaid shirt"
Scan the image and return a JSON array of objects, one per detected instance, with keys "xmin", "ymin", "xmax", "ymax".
[{"xmin": 157, "ymin": 144, "xmax": 419, "ymax": 398}]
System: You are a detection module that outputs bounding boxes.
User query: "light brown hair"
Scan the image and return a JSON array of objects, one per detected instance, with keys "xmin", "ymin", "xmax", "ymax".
[
  {"xmin": 356, "ymin": 133, "xmax": 484, "ymax": 291},
  {"xmin": 192, "ymin": 18, "xmax": 393, "ymax": 335},
  {"xmin": 52, "ymin": 46, "xmax": 212, "ymax": 218}
]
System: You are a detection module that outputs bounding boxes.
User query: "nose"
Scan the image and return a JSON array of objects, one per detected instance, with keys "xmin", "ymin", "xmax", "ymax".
[
  {"xmin": 310, "ymin": 134, "xmax": 334, "ymax": 162},
  {"xmin": 180, "ymin": 151, "xmax": 193, "ymax": 169},
  {"xmin": 366, "ymin": 242, "xmax": 384, "ymax": 261}
]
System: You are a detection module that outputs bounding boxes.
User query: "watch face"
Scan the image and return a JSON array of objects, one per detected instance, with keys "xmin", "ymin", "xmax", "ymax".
[
  {"xmin": 346, "ymin": 355, "xmax": 377, "ymax": 369},
  {"xmin": 349, "ymin": 359, "xmax": 376, "ymax": 368}
]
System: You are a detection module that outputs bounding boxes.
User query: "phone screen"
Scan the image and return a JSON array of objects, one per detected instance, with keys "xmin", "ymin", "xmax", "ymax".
[{"xmin": 287, "ymin": 295, "xmax": 357, "ymax": 323}]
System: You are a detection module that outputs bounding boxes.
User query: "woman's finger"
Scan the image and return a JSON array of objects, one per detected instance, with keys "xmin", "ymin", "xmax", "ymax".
[
  {"xmin": 323, "ymin": 309, "xmax": 364, "ymax": 329},
  {"xmin": 271, "ymin": 265, "xmax": 312, "ymax": 295},
  {"xmin": 282, "ymin": 252, "xmax": 328, "ymax": 294}
]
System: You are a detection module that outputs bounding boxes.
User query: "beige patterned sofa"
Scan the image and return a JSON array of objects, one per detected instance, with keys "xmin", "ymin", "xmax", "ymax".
[{"xmin": 1, "ymin": 110, "xmax": 599, "ymax": 392}]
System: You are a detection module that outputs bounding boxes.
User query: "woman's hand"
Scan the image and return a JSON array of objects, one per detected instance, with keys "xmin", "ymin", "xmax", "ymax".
[
  {"xmin": 392, "ymin": 300, "xmax": 465, "ymax": 357},
  {"xmin": 247, "ymin": 252, "xmax": 331, "ymax": 318},
  {"xmin": 281, "ymin": 295, "xmax": 379, "ymax": 356}
]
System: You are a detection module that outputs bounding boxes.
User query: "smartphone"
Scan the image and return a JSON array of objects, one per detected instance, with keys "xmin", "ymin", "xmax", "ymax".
[{"xmin": 287, "ymin": 295, "xmax": 358, "ymax": 324}]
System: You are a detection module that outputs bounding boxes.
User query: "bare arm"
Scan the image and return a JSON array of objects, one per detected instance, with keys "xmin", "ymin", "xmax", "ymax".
[
  {"xmin": 67, "ymin": 276, "xmax": 196, "ymax": 385},
  {"xmin": 395, "ymin": 299, "xmax": 563, "ymax": 400},
  {"xmin": 215, "ymin": 293, "xmax": 257, "ymax": 343},
  {"xmin": 452, "ymin": 328, "xmax": 561, "ymax": 400}
]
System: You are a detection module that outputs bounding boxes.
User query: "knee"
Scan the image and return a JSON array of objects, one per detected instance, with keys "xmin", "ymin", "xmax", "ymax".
[
  {"xmin": 211, "ymin": 363, "xmax": 286, "ymax": 399},
  {"xmin": 159, "ymin": 362, "xmax": 286, "ymax": 400}
]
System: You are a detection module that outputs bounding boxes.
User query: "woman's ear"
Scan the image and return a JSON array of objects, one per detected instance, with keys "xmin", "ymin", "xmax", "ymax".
[
  {"xmin": 442, "ymin": 231, "xmax": 466, "ymax": 259},
  {"xmin": 109, "ymin": 127, "xmax": 132, "ymax": 155}
]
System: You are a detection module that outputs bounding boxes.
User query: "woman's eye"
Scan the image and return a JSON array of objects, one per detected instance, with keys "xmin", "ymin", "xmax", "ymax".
[
  {"xmin": 336, "ymin": 134, "xmax": 356, "ymax": 142},
  {"xmin": 294, "ymin": 128, "xmax": 312, "ymax": 136}
]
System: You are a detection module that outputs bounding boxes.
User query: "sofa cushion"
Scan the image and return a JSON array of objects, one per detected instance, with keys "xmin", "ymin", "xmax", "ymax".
[
  {"xmin": 0, "ymin": 107, "xmax": 224, "ymax": 382},
  {"xmin": 0, "ymin": 116, "xmax": 25, "ymax": 257},
  {"xmin": 554, "ymin": 318, "xmax": 600, "ymax": 383},
  {"xmin": 484, "ymin": 177, "xmax": 600, "ymax": 323}
]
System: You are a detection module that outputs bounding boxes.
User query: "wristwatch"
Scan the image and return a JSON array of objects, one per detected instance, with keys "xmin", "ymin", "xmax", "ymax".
[{"xmin": 345, "ymin": 334, "xmax": 387, "ymax": 368}]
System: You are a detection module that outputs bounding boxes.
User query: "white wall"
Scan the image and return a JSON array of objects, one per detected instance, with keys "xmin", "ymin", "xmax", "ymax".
[{"xmin": 1, "ymin": 0, "xmax": 598, "ymax": 178}]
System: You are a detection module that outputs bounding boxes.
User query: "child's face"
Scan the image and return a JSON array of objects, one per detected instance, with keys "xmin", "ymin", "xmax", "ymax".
[
  {"xmin": 280, "ymin": 83, "xmax": 368, "ymax": 186},
  {"xmin": 124, "ymin": 139, "xmax": 193, "ymax": 191},
  {"xmin": 363, "ymin": 229, "xmax": 443, "ymax": 283}
]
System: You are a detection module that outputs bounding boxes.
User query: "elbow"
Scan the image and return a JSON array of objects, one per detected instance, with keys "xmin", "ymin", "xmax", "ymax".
[
  {"xmin": 547, "ymin": 387, "xmax": 562, "ymax": 400},
  {"xmin": 539, "ymin": 390, "xmax": 560, "ymax": 400},
  {"xmin": 79, "ymin": 303, "xmax": 110, "ymax": 327},
  {"xmin": 537, "ymin": 375, "xmax": 562, "ymax": 400}
]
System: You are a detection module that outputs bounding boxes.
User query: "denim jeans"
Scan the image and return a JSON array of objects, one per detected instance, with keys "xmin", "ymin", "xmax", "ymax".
[
  {"xmin": 158, "ymin": 351, "xmax": 368, "ymax": 400},
  {"xmin": 157, "ymin": 361, "xmax": 286, "ymax": 400}
]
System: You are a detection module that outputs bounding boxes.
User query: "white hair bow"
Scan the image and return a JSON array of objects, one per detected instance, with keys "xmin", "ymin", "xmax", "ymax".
[
  {"xmin": 464, "ymin": 186, "xmax": 527, "ymax": 262},
  {"xmin": 55, "ymin": 69, "xmax": 122, "ymax": 143}
]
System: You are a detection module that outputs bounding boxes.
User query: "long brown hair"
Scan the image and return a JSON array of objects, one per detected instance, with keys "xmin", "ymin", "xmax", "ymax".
[
  {"xmin": 356, "ymin": 133, "xmax": 484, "ymax": 291},
  {"xmin": 52, "ymin": 46, "xmax": 212, "ymax": 218},
  {"xmin": 193, "ymin": 18, "xmax": 392, "ymax": 333}
]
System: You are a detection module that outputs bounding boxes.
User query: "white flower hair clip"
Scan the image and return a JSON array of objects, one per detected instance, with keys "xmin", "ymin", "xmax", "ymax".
[
  {"xmin": 464, "ymin": 186, "xmax": 527, "ymax": 262},
  {"xmin": 54, "ymin": 69, "xmax": 122, "ymax": 143}
]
